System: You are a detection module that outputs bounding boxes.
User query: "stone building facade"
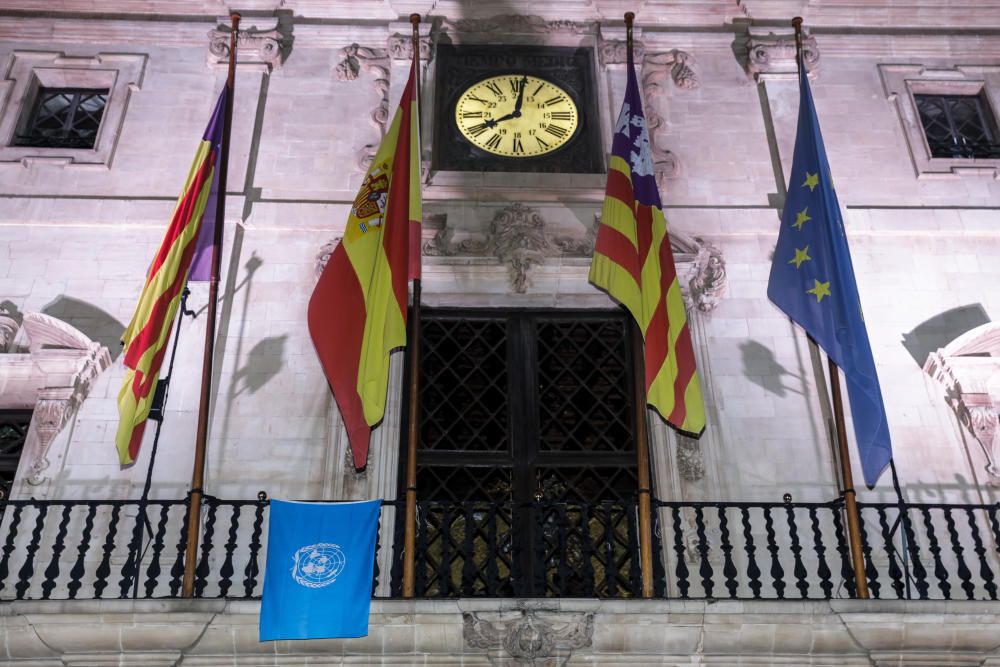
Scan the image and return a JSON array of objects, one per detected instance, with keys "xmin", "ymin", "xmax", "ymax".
[{"xmin": 2, "ymin": 0, "xmax": 1000, "ymax": 664}]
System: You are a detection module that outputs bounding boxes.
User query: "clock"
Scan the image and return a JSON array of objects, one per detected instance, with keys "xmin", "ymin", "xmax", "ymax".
[
  {"xmin": 433, "ymin": 44, "xmax": 603, "ymax": 173},
  {"xmin": 454, "ymin": 74, "xmax": 580, "ymax": 158}
]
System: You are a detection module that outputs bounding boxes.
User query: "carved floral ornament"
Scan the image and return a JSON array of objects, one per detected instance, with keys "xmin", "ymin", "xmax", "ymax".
[
  {"xmin": 463, "ymin": 608, "xmax": 594, "ymax": 666},
  {"xmin": 0, "ymin": 311, "xmax": 111, "ymax": 488},
  {"xmin": 924, "ymin": 322, "xmax": 1000, "ymax": 485},
  {"xmin": 207, "ymin": 17, "xmax": 289, "ymax": 71},
  {"xmin": 314, "ymin": 204, "xmax": 726, "ymax": 309}
]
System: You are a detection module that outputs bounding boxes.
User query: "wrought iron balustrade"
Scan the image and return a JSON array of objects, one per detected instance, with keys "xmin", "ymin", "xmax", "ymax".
[{"xmin": 0, "ymin": 494, "xmax": 998, "ymax": 602}]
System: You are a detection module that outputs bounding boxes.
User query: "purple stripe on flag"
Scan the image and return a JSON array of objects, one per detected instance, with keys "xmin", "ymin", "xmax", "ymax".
[
  {"xmin": 189, "ymin": 88, "xmax": 228, "ymax": 282},
  {"xmin": 609, "ymin": 51, "xmax": 662, "ymax": 210}
]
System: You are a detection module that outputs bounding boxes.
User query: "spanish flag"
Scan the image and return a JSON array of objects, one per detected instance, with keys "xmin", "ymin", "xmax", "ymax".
[
  {"xmin": 308, "ymin": 61, "xmax": 421, "ymax": 471},
  {"xmin": 115, "ymin": 89, "xmax": 227, "ymax": 466},
  {"xmin": 588, "ymin": 48, "xmax": 706, "ymax": 435}
]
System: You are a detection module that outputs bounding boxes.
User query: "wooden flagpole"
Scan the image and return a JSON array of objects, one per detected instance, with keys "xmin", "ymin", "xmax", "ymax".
[
  {"xmin": 402, "ymin": 12, "xmax": 422, "ymax": 600},
  {"xmin": 792, "ymin": 16, "xmax": 869, "ymax": 599},
  {"xmin": 625, "ymin": 10, "xmax": 656, "ymax": 600},
  {"xmin": 182, "ymin": 11, "xmax": 240, "ymax": 598}
]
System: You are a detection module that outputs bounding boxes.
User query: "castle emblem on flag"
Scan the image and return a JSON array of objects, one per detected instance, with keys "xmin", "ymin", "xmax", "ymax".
[
  {"xmin": 291, "ymin": 543, "xmax": 347, "ymax": 588},
  {"xmin": 351, "ymin": 164, "xmax": 389, "ymax": 233}
]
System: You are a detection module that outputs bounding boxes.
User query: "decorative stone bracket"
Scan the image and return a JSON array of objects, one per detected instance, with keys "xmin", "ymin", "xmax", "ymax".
[
  {"xmin": 334, "ymin": 43, "xmax": 390, "ymax": 173},
  {"xmin": 419, "ymin": 204, "xmax": 726, "ymax": 309},
  {"xmin": 463, "ymin": 608, "xmax": 594, "ymax": 666},
  {"xmin": 598, "ymin": 37, "xmax": 698, "ymax": 183},
  {"xmin": 208, "ymin": 16, "xmax": 290, "ymax": 71},
  {"xmin": 924, "ymin": 322, "xmax": 1000, "ymax": 485},
  {"xmin": 0, "ymin": 311, "xmax": 111, "ymax": 488},
  {"xmin": 744, "ymin": 27, "xmax": 820, "ymax": 81}
]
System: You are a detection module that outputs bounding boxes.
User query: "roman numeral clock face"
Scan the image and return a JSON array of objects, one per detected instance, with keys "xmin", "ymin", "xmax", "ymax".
[{"xmin": 455, "ymin": 75, "xmax": 579, "ymax": 158}]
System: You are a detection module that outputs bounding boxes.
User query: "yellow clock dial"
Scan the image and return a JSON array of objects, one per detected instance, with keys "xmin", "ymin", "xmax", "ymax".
[{"xmin": 455, "ymin": 74, "xmax": 579, "ymax": 158}]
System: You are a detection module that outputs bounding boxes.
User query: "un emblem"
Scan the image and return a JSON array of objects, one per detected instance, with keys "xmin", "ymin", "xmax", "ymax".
[{"xmin": 291, "ymin": 543, "xmax": 346, "ymax": 588}]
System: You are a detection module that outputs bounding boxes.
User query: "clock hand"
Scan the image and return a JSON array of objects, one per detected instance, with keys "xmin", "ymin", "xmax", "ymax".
[
  {"xmin": 485, "ymin": 112, "xmax": 516, "ymax": 128},
  {"xmin": 512, "ymin": 75, "xmax": 528, "ymax": 115}
]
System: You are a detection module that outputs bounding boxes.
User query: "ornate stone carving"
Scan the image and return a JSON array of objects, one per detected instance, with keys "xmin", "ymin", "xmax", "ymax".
[
  {"xmin": 925, "ymin": 322, "xmax": 1000, "ymax": 484},
  {"xmin": 744, "ymin": 30, "xmax": 820, "ymax": 81},
  {"xmin": 0, "ymin": 313, "xmax": 113, "ymax": 486},
  {"xmin": 208, "ymin": 18, "xmax": 288, "ymax": 71},
  {"xmin": 315, "ymin": 237, "xmax": 342, "ymax": 275},
  {"xmin": 640, "ymin": 50, "xmax": 697, "ymax": 184},
  {"xmin": 335, "ymin": 43, "xmax": 390, "ymax": 173},
  {"xmin": 0, "ymin": 308, "xmax": 19, "ymax": 352},
  {"xmin": 551, "ymin": 214, "xmax": 599, "ymax": 257},
  {"xmin": 677, "ymin": 435, "xmax": 705, "ymax": 482},
  {"xmin": 587, "ymin": 216, "xmax": 727, "ymax": 313},
  {"xmin": 463, "ymin": 609, "xmax": 594, "ymax": 666},
  {"xmin": 446, "ymin": 15, "xmax": 593, "ymax": 35},
  {"xmin": 387, "ymin": 33, "xmax": 432, "ymax": 62},
  {"xmin": 485, "ymin": 204, "xmax": 552, "ymax": 294},
  {"xmin": 597, "ymin": 39, "xmax": 644, "ymax": 66}
]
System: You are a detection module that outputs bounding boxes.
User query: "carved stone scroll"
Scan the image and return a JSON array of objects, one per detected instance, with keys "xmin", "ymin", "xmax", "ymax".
[
  {"xmin": 208, "ymin": 18, "xmax": 288, "ymax": 71},
  {"xmin": 924, "ymin": 322, "xmax": 1000, "ymax": 484},
  {"xmin": 335, "ymin": 43, "xmax": 390, "ymax": 173},
  {"xmin": 744, "ymin": 30, "xmax": 820, "ymax": 81},
  {"xmin": 387, "ymin": 33, "xmax": 432, "ymax": 62},
  {"xmin": 641, "ymin": 50, "xmax": 698, "ymax": 184},
  {"xmin": 0, "ymin": 312, "xmax": 112, "ymax": 488},
  {"xmin": 463, "ymin": 609, "xmax": 594, "ymax": 666}
]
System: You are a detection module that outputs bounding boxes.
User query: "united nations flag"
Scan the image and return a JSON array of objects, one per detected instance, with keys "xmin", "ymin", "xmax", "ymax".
[{"xmin": 259, "ymin": 499, "xmax": 381, "ymax": 640}]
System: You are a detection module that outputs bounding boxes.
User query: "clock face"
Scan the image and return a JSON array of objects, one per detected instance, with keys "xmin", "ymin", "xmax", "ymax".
[{"xmin": 455, "ymin": 74, "xmax": 580, "ymax": 158}]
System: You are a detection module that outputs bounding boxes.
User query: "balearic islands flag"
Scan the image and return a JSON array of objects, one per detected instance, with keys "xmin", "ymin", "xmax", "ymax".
[
  {"xmin": 767, "ymin": 64, "xmax": 892, "ymax": 488},
  {"xmin": 588, "ymin": 47, "xmax": 706, "ymax": 435},
  {"xmin": 308, "ymin": 61, "xmax": 421, "ymax": 471},
  {"xmin": 115, "ymin": 89, "xmax": 227, "ymax": 466},
  {"xmin": 259, "ymin": 499, "xmax": 381, "ymax": 640}
]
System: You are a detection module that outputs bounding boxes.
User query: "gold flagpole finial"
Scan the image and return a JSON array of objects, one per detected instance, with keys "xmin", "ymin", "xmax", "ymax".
[{"xmin": 792, "ymin": 16, "xmax": 804, "ymax": 70}]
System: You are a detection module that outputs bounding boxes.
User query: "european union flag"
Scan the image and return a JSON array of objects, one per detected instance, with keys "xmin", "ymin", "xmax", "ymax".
[
  {"xmin": 259, "ymin": 499, "xmax": 381, "ymax": 641},
  {"xmin": 767, "ymin": 65, "xmax": 892, "ymax": 488}
]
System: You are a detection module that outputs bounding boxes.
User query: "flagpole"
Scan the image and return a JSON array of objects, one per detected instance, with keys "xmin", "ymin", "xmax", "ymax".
[
  {"xmin": 182, "ymin": 11, "xmax": 240, "ymax": 598},
  {"xmin": 623, "ymin": 10, "xmax": 656, "ymax": 600},
  {"xmin": 792, "ymin": 16, "xmax": 869, "ymax": 599},
  {"xmin": 402, "ymin": 11, "xmax": 422, "ymax": 600}
]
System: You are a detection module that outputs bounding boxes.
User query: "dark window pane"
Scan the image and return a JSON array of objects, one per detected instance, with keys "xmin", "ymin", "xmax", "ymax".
[
  {"xmin": 0, "ymin": 411, "xmax": 31, "ymax": 500},
  {"xmin": 14, "ymin": 87, "xmax": 109, "ymax": 149},
  {"xmin": 915, "ymin": 93, "xmax": 1000, "ymax": 159}
]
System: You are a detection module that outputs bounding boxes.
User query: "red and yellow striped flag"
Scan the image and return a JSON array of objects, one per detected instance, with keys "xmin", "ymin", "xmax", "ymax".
[
  {"xmin": 115, "ymin": 89, "xmax": 227, "ymax": 466},
  {"xmin": 308, "ymin": 61, "xmax": 421, "ymax": 471},
  {"xmin": 588, "ymin": 50, "xmax": 706, "ymax": 435}
]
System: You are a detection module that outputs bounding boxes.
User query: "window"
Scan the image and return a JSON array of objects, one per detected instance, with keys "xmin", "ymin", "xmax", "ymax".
[
  {"xmin": 0, "ymin": 52, "xmax": 146, "ymax": 167},
  {"xmin": 914, "ymin": 93, "xmax": 1000, "ymax": 159},
  {"xmin": 14, "ymin": 88, "xmax": 109, "ymax": 149},
  {"xmin": 879, "ymin": 64, "xmax": 1000, "ymax": 178},
  {"xmin": 0, "ymin": 411, "xmax": 31, "ymax": 501},
  {"xmin": 396, "ymin": 309, "xmax": 654, "ymax": 598}
]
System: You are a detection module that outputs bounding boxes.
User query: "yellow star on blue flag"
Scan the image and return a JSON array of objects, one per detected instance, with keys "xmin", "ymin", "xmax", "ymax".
[{"xmin": 766, "ymin": 63, "xmax": 892, "ymax": 488}]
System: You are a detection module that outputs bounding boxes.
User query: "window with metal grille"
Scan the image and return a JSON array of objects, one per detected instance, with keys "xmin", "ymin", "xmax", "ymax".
[
  {"xmin": 0, "ymin": 411, "xmax": 31, "ymax": 500},
  {"xmin": 396, "ymin": 309, "xmax": 653, "ymax": 598},
  {"xmin": 14, "ymin": 88, "xmax": 109, "ymax": 149},
  {"xmin": 914, "ymin": 93, "xmax": 1000, "ymax": 159}
]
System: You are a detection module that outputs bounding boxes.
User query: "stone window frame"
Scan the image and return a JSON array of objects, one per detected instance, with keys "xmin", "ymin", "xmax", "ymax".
[
  {"xmin": 879, "ymin": 64, "xmax": 1000, "ymax": 179},
  {"xmin": 0, "ymin": 51, "xmax": 146, "ymax": 168}
]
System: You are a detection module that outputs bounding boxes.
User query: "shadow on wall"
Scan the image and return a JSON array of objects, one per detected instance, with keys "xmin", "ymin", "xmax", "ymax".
[
  {"xmin": 41, "ymin": 295, "xmax": 125, "ymax": 361},
  {"xmin": 740, "ymin": 339, "xmax": 802, "ymax": 397},
  {"xmin": 234, "ymin": 334, "xmax": 287, "ymax": 396},
  {"xmin": 901, "ymin": 303, "xmax": 990, "ymax": 368}
]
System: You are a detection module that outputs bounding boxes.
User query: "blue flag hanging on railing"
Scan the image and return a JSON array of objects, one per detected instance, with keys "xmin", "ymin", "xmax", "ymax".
[
  {"xmin": 259, "ymin": 499, "xmax": 381, "ymax": 641},
  {"xmin": 767, "ymin": 65, "xmax": 893, "ymax": 488}
]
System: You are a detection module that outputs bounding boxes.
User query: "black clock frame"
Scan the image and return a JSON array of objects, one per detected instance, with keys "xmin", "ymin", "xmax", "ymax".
[{"xmin": 432, "ymin": 43, "xmax": 605, "ymax": 174}]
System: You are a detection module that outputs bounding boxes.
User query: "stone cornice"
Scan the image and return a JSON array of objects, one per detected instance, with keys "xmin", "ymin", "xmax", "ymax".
[{"xmin": 5, "ymin": 598, "xmax": 1000, "ymax": 664}]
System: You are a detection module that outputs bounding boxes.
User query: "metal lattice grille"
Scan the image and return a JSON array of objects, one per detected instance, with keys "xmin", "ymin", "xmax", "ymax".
[
  {"xmin": 420, "ymin": 317, "xmax": 509, "ymax": 452},
  {"xmin": 404, "ymin": 310, "xmax": 642, "ymax": 597},
  {"xmin": 915, "ymin": 93, "xmax": 1000, "ymax": 159},
  {"xmin": 0, "ymin": 412, "xmax": 31, "ymax": 500},
  {"xmin": 14, "ymin": 88, "xmax": 108, "ymax": 149},
  {"xmin": 536, "ymin": 318, "xmax": 633, "ymax": 453}
]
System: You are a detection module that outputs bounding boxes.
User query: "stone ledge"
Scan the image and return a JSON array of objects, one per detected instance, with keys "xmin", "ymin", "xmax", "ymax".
[{"xmin": 2, "ymin": 598, "xmax": 1000, "ymax": 666}]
